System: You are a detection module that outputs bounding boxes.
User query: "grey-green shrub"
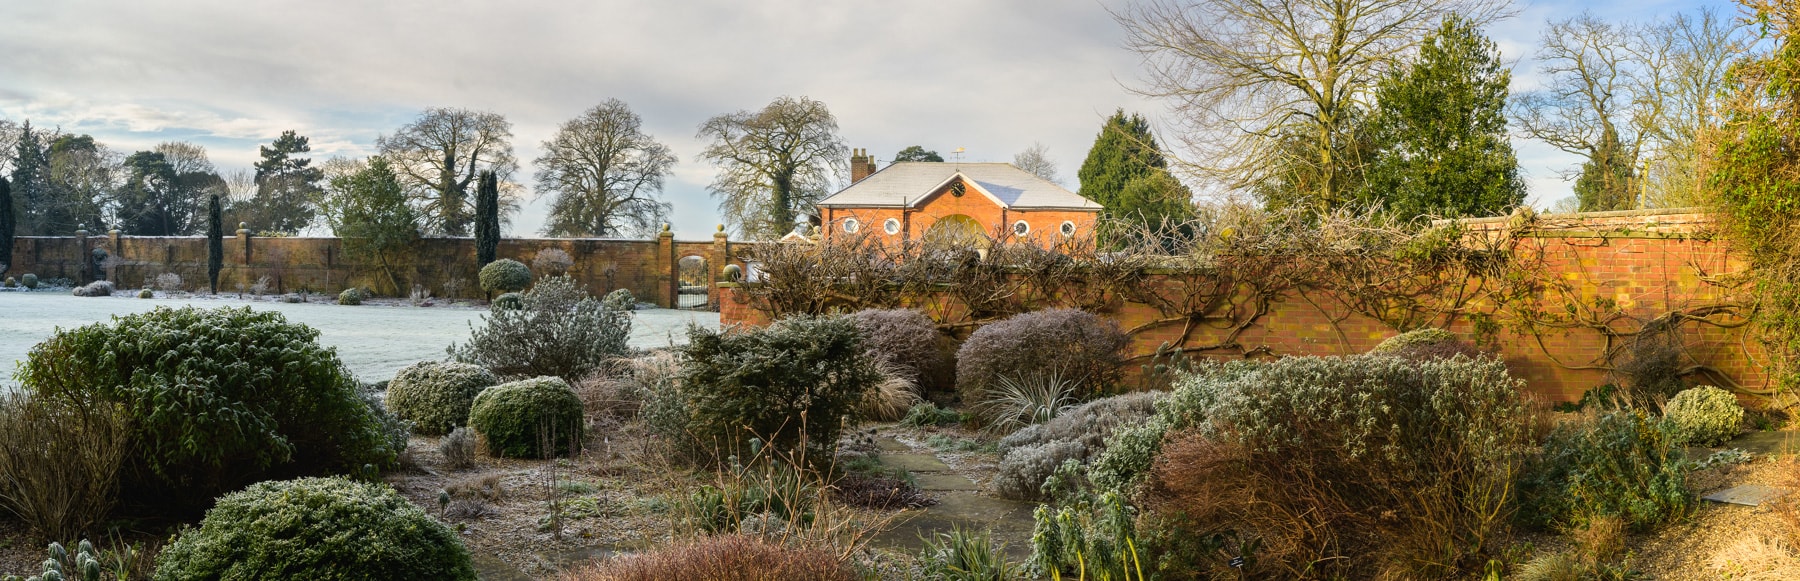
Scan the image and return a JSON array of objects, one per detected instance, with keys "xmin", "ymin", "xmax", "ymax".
[
  {"xmin": 1369, "ymin": 327, "xmax": 1482, "ymax": 360},
  {"xmin": 3, "ymin": 277, "xmax": 14, "ymax": 288},
  {"xmin": 71, "ymin": 280, "xmax": 113, "ymax": 297},
  {"xmin": 152, "ymin": 477, "xmax": 476, "ymax": 581},
  {"xmin": 1520, "ymin": 411, "xmax": 1690, "ymax": 530},
  {"xmin": 20, "ymin": 273, "xmax": 37, "ymax": 289},
  {"xmin": 336, "ymin": 288, "xmax": 363, "ymax": 305},
  {"xmin": 16, "ymin": 306, "xmax": 401, "ymax": 512},
  {"xmin": 478, "ymin": 258, "xmax": 532, "ymax": 294},
  {"xmin": 1663, "ymin": 386, "xmax": 1743, "ymax": 446},
  {"xmin": 385, "ymin": 361, "xmax": 498, "ymax": 436},
  {"xmin": 452, "ymin": 275, "xmax": 630, "ymax": 380},
  {"xmin": 603, "ymin": 288, "xmax": 637, "ymax": 311},
  {"xmin": 955, "ymin": 308, "xmax": 1127, "ymax": 407},
  {"xmin": 993, "ymin": 392, "xmax": 1159, "ymax": 500},
  {"xmin": 467, "ymin": 376, "xmax": 584, "ymax": 458},
  {"xmin": 492, "ymin": 291, "xmax": 522, "ymax": 310}
]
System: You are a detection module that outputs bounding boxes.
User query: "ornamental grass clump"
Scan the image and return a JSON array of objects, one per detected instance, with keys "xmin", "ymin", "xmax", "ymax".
[
  {"xmin": 152, "ymin": 477, "xmax": 477, "ymax": 581},
  {"xmin": 956, "ymin": 308, "xmax": 1127, "ymax": 411},
  {"xmin": 452, "ymin": 275, "xmax": 631, "ymax": 380},
  {"xmin": 850, "ymin": 308, "xmax": 950, "ymax": 390},
  {"xmin": 16, "ymin": 306, "xmax": 401, "ymax": 514},
  {"xmin": 1663, "ymin": 386, "xmax": 1744, "ymax": 447},
  {"xmin": 467, "ymin": 376, "xmax": 585, "ymax": 458},
  {"xmin": 559, "ymin": 534, "xmax": 850, "ymax": 581},
  {"xmin": 385, "ymin": 361, "xmax": 499, "ymax": 436}
]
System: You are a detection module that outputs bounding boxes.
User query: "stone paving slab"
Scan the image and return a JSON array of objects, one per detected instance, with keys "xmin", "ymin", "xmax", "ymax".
[
  {"xmin": 1728, "ymin": 431, "xmax": 1800, "ymax": 456},
  {"xmin": 913, "ymin": 472, "xmax": 983, "ymax": 491},
  {"xmin": 882, "ymin": 453, "xmax": 952, "ymax": 472},
  {"xmin": 1702, "ymin": 484, "xmax": 1789, "ymax": 506},
  {"xmin": 877, "ymin": 438, "xmax": 914, "ymax": 453}
]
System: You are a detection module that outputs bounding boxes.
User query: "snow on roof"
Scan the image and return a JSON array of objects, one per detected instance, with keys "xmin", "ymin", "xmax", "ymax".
[{"xmin": 817, "ymin": 162, "xmax": 1101, "ymax": 211}]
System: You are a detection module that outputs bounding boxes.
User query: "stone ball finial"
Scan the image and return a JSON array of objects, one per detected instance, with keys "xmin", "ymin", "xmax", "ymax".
[
  {"xmin": 717, "ymin": 224, "xmax": 726, "ymax": 233},
  {"xmin": 239, "ymin": 222, "xmax": 248, "ymax": 230},
  {"xmin": 722, "ymin": 264, "xmax": 743, "ymax": 282},
  {"xmin": 661, "ymin": 223, "xmax": 671, "ymax": 233}
]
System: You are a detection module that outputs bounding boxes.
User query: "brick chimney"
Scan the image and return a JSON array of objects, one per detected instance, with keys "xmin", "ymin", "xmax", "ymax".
[{"xmin": 850, "ymin": 148, "xmax": 876, "ymax": 184}]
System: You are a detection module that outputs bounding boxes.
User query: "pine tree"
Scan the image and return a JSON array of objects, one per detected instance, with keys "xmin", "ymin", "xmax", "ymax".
[
  {"xmin": 1574, "ymin": 125, "xmax": 1637, "ymax": 212},
  {"xmin": 475, "ymin": 170, "xmax": 499, "ymax": 267},
  {"xmin": 1358, "ymin": 15, "xmax": 1526, "ymax": 219},
  {"xmin": 207, "ymin": 193, "xmax": 223, "ymax": 293},
  {"xmin": 1077, "ymin": 110, "xmax": 1192, "ymax": 240},
  {"xmin": 8, "ymin": 121, "xmax": 48, "ymax": 235},
  {"xmin": 249, "ymin": 131, "xmax": 325, "ymax": 234}
]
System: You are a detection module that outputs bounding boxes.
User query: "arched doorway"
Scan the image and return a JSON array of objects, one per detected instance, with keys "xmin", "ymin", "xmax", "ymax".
[
  {"xmin": 922, "ymin": 214, "xmax": 991, "ymax": 249},
  {"xmin": 677, "ymin": 255, "xmax": 710, "ymax": 309}
]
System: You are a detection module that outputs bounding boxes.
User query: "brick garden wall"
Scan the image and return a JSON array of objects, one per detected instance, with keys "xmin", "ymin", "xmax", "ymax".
[
  {"xmin": 6, "ymin": 230, "xmax": 758, "ymax": 309},
  {"xmin": 720, "ymin": 210, "xmax": 1765, "ymax": 402}
]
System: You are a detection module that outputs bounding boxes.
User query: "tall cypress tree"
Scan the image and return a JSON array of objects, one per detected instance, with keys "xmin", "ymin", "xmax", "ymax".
[
  {"xmin": 207, "ymin": 193, "xmax": 223, "ymax": 293},
  {"xmin": 475, "ymin": 170, "xmax": 499, "ymax": 266},
  {"xmin": 1, "ymin": 177, "xmax": 14, "ymax": 276}
]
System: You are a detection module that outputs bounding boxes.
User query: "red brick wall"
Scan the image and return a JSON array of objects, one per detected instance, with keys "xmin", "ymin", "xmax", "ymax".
[{"xmin": 722, "ymin": 210, "xmax": 1765, "ymax": 401}]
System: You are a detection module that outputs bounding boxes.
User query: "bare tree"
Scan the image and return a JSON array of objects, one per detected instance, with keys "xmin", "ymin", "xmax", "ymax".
[
  {"xmin": 1012, "ymin": 142, "xmax": 1061, "ymax": 184},
  {"xmin": 535, "ymin": 99, "xmax": 676, "ymax": 238},
  {"xmin": 697, "ymin": 96, "xmax": 848, "ymax": 239},
  {"xmin": 0, "ymin": 119, "xmax": 19, "ymax": 175},
  {"xmin": 154, "ymin": 142, "xmax": 216, "ymax": 177},
  {"xmin": 376, "ymin": 108, "xmax": 520, "ymax": 236},
  {"xmin": 1639, "ymin": 8, "xmax": 1748, "ymax": 208},
  {"xmin": 1115, "ymin": 0, "xmax": 1507, "ymax": 209}
]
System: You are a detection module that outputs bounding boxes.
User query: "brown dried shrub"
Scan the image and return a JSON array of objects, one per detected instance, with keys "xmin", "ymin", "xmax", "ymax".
[
  {"xmin": 0, "ymin": 393, "xmax": 129, "ymax": 540},
  {"xmin": 560, "ymin": 534, "xmax": 852, "ymax": 581}
]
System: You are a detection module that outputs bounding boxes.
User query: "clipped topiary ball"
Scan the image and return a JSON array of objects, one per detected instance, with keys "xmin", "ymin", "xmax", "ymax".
[
  {"xmin": 1369, "ymin": 328, "xmax": 1481, "ymax": 361},
  {"xmin": 385, "ymin": 361, "xmax": 498, "ymax": 436},
  {"xmin": 1664, "ymin": 386, "xmax": 1744, "ymax": 447},
  {"xmin": 492, "ymin": 292, "xmax": 523, "ymax": 310},
  {"xmin": 20, "ymin": 273, "xmax": 38, "ymax": 289},
  {"xmin": 137, "ymin": 288, "xmax": 154, "ymax": 299},
  {"xmin": 153, "ymin": 477, "xmax": 477, "ymax": 581},
  {"xmin": 468, "ymin": 376, "xmax": 584, "ymax": 458},
  {"xmin": 602, "ymin": 288, "xmax": 637, "ymax": 311},
  {"xmin": 337, "ymin": 288, "xmax": 363, "ymax": 305},
  {"xmin": 479, "ymin": 259, "xmax": 532, "ymax": 294},
  {"xmin": 3, "ymin": 277, "xmax": 15, "ymax": 288}
]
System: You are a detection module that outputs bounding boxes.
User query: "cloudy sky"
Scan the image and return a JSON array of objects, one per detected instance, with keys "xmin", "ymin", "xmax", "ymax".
[{"xmin": 0, "ymin": 0, "xmax": 1736, "ymax": 239}]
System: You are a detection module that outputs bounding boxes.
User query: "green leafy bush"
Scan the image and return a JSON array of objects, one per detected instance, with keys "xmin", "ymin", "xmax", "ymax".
[
  {"xmin": 467, "ymin": 376, "xmax": 584, "ymax": 458},
  {"xmin": 993, "ymin": 392, "xmax": 1159, "ymax": 500},
  {"xmin": 1368, "ymin": 327, "xmax": 1481, "ymax": 360},
  {"xmin": 1663, "ymin": 386, "xmax": 1744, "ymax": 446},
  {"xmin": 603, "ymin": 288, "xmax": 637, "ymax": 311},
  {"xmin": 666, "ymin": 315, "xmax": 881, "ymax": 461},
  {"xmin": 337, "ymin": 288, "xmax": 363, "ymax": 305},
  {"xmin": 1521, "ymin": 411, "xmax": 1691, "ymax": 530},
  {"xmin": 152, "ymin": 477, "xmax": 477, "ymax": 581},
  {"xmin": 21, "ymin": 273, "xmax": 37, "ymax": 289},
  {"xmin": 385, "ymin": 361, "xmax": 498, "ymax": 436},
  {"xmin": 850, "ymin": 308, "xmax": 950, "ymax": 390},
  {"xmin": 478, "ymin": 258, "xmax": 532, "ymax": 294},
  {"xmin": 492, "ymin": 291, "xmax": 522, "ymax": 309},
  {"xmin": 956, "ymin": 308, "xmax": 1127, "ymax": 408},
  {"xmin": 3, "ymin": 277, "xmax": 14, "ymax": 288},
  {"xmin": 451, "ymin": 275, "xmax": 631, "ymax": 380},
  {"xmin": 17, "ymin": 306, "xmax": 400, "ymax": 512},
  {"xmin": 899, "ymin": 403, "xmax": 963, "ymax": 428}
]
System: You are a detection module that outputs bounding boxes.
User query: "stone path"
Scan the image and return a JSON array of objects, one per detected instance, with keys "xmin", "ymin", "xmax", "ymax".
[{"xmin": 866, "ymin": 436, "xmax": 1038, "ymax": 559}]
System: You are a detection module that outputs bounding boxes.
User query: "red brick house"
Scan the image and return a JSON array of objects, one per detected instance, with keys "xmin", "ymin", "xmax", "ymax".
[{"xmin": 815, "ymin": 149, "xmax": 1102, "ymax": 247}]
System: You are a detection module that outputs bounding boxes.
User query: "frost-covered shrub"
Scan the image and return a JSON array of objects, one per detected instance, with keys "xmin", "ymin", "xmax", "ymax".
[
  {"xmin": 467, "ymin": 376, "xmax": 584, "ymax": 458},
  {"xmin": 492, "ymin": 291, "xmax": 522, "ymax": 310},
  {"xmin": 137, "ymin": 288, "xmax": 154, "ymax": 299},
  {"xmin": 3, "ymin": 277, "xmax": 14, "ymax": 288},
  {"xmin": 603, "ymin": 288, "xmax": 637, "ymax": 311},
  {"xmin": 153, "ymin": 477, "xmax": 477, "ymax": 581},
  {"xmin": 439, "ymin": 427, "xmax": 477, "ymax": 470},
  {"xmin": 337, "ymin": 288, "xmax": 363, "ymax": 305},
  {"xmin": 71, "ymin": 280, "xmax": 114, "ymax": 297},
  {"xmin": 993, "ymin": 392, "xmax": 1159, "ymax": 500},
  {"xmin": 154, "ymin": 272, "xmax": 183, "ymax": 292},
  {"xmin": 451, "ymin": 275, "xmax": 631, "ymax": 380},
  {"xmin": 532, "ymin": 247, "xmax": 574, "ymax": 276},
  {"xmin": 1369, "ymin": 327, "xmax": 1481, "ymax": 360},
  {"xmin": 16, "ymin": 306, "xmax": 401, "ymax": 512},
  {"xmin": 1663, "ymin": 386, "xmax": 1743, "ymax": 447},
  {"xmin": 385, "ymin": 361, "xmax": 498, "ymax": 436},
  {"xmin": 478, "ymin": 258, "xmax": 532, "ymax": 294},
  {"xmin": 850, "ymin": 308, "xmax": 949, "ymax": 390},
  {"xmin": 956, "ymin": 308, "xmax": 1127, "ymax": 406},
  {"xmin": 664, "ymin": 315, "xmax": 881, "ymax": 461},
  {"xmin": 1520, "ymin": 411, "xmax": 1690, "ymax": 530},
  {"xmin": 900, "ymin": 402, "xmax": 962, "ymax": 428},
  {"xmin": 20, "ymin": 273, "xmax": 37, "ymax": 289}
]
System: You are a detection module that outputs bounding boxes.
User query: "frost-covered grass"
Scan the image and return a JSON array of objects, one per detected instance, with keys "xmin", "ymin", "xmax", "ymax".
[{"xmin": 0, "ymin": 292, "xmax": 718, "ymax": 387}]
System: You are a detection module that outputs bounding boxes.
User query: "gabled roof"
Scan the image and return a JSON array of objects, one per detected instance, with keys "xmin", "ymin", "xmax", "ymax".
[{"xmin": 817, "ymin": 162, "xmax": 1101, "ymax": 211}]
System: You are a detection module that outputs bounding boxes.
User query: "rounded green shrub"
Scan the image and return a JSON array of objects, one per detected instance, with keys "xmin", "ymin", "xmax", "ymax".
[
  {"xmin": 337, "ymin": 288, "xmax": 363, "ymax": 305},
  {"xmin": 956, "ymin": 308, "xmax": 1128, "ymax": 406},
  {"xmin": 16, "ymin": 306, "xmax": 400, "ymax": 512},
  {"xmin": 20, "ymin": 273, "xmax": 37, "ymax": 289},
  {"xmin": 468, "ymin": 376, "xmax": 584, "ymax": 458},
  {"xmin": 602, "ymin": 288, "xmax": 637, "ymax": 311},
  {"xmin": 1664, "ymin": 386, "xmax": 1743, "ymax": 447},
  {"xmin": 153, "ymin": 477, "xmax": 476, "ymax": 581},
  {"xmin": 1369, "ymin": 327, "xmax": 1481, "ymax": 360},
  {"xmin": 137, "ymin": 288, "xmax": 154, "ymax": 299},
  {"xmin": 1521, "ymin": 411, "xmax": 1690, "ymax": 530},
  {"xmin": 385, "ymin": 361, "xmax": 498, "ymax": 436},
  {"xmin": 492, "ymin": 292, "xmax": 523, "ymax": 310},
  {"xmin": 478, "ymin": 258, "xmax": 532, "ymax": 294},
  {"xmin": 3, "ymin": 277, "xmax": 15, "ymax": 288}
]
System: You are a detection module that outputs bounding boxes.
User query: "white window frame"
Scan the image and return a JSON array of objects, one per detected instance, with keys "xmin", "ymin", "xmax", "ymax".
[
  {"xmin": 843, "ymin": 218, "xmax": 860, "ymax": 233},
  {"xmin": 883, "ymin": 218, "xmax": 901, "ymax": 235},
  {"xmin": 1060, "ymin": 220, "xmax": 1077, "ymax": 237},
  {"xmin": 1012, "ymin": 220, "xmax": 1030, "ymax": 236}
]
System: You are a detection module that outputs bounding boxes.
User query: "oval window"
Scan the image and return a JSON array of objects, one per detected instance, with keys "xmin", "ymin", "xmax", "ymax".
[
  {"xmin": 843, "ymin": 218, "xmax": 860, "ymax": 233},
  {"xmin": 1060, "ymin": 221, "xmax": 1077, "ymax": 237},
  {"xmin": 883, "ymin": 218, "xmax": 901, "ymax": 235},
  {"xmin": 1012, "ymin": 220, "xmax": 1030, "ymax": 236}
]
